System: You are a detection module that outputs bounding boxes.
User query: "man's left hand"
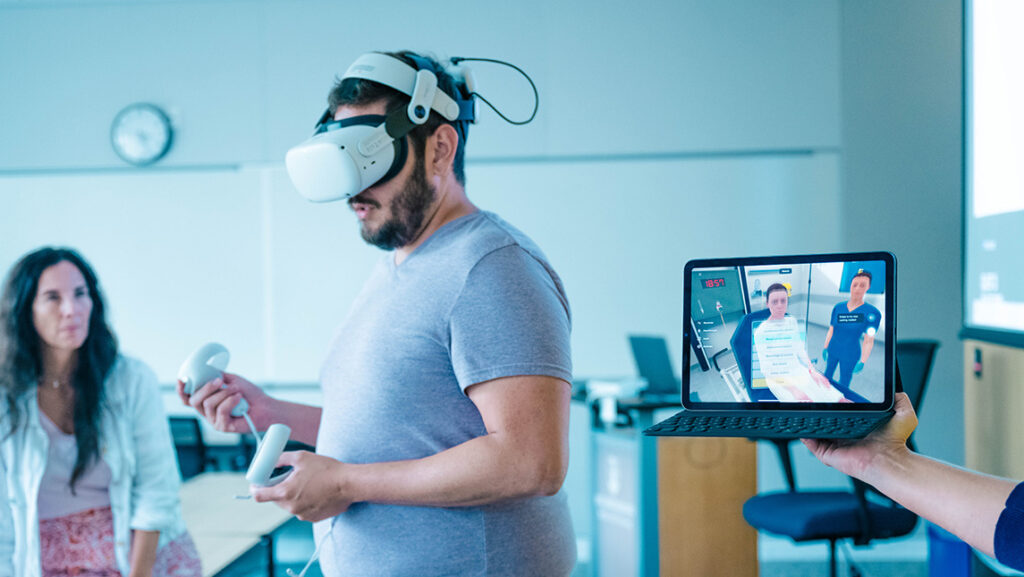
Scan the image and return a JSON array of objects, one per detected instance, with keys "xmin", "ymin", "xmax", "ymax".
[
  {"xmin": 250, "ymin": 451, "xmax": 353, "ymax": 522},
  {"xmin": 853, "ymin": 361, "xmax": 865, "ymax": 373}
]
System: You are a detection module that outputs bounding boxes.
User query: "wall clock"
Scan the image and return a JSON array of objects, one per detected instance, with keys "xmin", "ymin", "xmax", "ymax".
[{"xmin": 110, "ymin": 103, "xmax": 173, "ymax": 166}]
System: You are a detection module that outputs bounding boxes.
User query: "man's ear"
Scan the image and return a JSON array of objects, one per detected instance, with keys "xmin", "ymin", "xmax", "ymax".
[{"xmin": 428, "ymin": 123, "xmax": 459, "ymax": 178}]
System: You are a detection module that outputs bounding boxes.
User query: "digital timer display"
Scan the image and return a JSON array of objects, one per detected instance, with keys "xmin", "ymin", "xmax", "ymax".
[{"xmin": 703, "ymin": 277, "xmax": 726, "ymax": 289}]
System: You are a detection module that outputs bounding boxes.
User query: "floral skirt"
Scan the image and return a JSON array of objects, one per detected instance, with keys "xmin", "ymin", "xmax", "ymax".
[{"xmin": 39, "ymin": 506, "xmax": 202, "ymax": 577}]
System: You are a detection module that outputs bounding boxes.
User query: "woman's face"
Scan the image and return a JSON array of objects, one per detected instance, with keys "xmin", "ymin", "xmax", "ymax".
[
  {"xmin": 32, "ymin": 261, "xmax": 93, "ymax": 354},
  {"xmin": 766, "ymin": 289, "xmax": 789, "ymax": 319}
]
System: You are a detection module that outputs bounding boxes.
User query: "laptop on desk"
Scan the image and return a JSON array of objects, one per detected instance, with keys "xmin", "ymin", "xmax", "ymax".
[
  {"xmin": 629, "ymin": 335, "xmax": 683, "ymax": 402},
  {"xmin": 645, "ymin": 251, "xmax": 897, "ymax": 439}
]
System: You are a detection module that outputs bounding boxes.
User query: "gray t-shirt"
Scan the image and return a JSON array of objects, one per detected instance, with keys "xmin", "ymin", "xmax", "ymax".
[{"xmin": 315, "ymin": 211, "xmax": 575, "ymax": 577}]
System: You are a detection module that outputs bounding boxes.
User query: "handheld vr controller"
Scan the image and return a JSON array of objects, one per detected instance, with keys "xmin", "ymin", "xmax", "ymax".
[
  {"xmin": 177, "ymin": 342, "xmax": 249, "ymax": 417},
  {"xmin": 179, "ymin": 343, "xmax": 293, "ymax": 487},
  {"xmin": 246, "ymin": 423, "xmax": 293, "ymax": 487}
]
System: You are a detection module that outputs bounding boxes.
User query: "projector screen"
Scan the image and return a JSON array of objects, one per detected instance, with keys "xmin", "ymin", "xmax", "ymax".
[{"xmin": 963, "ymin": 0, "xmax": 1024, "ymax": 347}]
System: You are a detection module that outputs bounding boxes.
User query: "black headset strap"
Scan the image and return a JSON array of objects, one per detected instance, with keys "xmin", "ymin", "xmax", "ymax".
[
  {"xmin": 313, "ymin": 113, "xmax": 388, "ymax": 135},
  {"xmin": 383, "ymin": 106, "xmax": 418, "ymax": 140}
]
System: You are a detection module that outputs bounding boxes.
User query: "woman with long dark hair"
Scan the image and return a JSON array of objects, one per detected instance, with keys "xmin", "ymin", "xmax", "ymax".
[{"xmin": 0, "ymin": 247, "xmax": 200, "ymax": 577}]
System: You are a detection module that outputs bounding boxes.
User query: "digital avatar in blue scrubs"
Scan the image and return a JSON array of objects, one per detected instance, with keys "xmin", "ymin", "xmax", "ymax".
[{"xmin": 823, "ymin": 270, "xmax": 881, "ymax": 390}]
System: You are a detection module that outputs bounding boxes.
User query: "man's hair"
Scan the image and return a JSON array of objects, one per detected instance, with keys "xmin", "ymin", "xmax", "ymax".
[
  {"xmin": 853, "ymin": 270, "xmax": 872, "ymax": 285},
  {"xmin": 327, "ymin": 50, "xmax": 468, "ymax": 185},
  {"xmin": 765, "ymin": 283, "xmax": 789, "ymax": 301}
]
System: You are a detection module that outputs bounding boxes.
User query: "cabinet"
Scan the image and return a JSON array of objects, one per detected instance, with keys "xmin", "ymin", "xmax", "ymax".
[
  {"xmin": 589, "ymin": 404, "xmax": 757, "ymax": 576},
  {"xmin": 964, "ymin": 340, "xmax": 1024, "ymax": 478}
]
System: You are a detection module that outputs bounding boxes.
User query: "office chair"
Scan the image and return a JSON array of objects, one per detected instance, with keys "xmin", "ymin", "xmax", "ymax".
[
  {"xmin": 169, "ymin": 416, "xmax": 210, "ymax": 480},
  {"xmin": 893, "ymin": 339, "xmax": 940, "ymax": 449},
  {"xmin": 729, "ymin": 309, "xmax": 772, "ymax": 401},
  {"xmin": 742, "ymin": 339, "xmax": 940, "ymax": 577}
]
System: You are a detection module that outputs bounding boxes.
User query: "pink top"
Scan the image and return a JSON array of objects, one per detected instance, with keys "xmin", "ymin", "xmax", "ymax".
[{"xmin": 36, "ymin": 410, "xmax": 112, "ymax": 520}]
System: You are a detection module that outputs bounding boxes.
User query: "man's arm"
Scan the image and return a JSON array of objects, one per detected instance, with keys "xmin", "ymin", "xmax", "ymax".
[
  {"xmin": 177, "ymin": 373, "xmax": 322, "ymax": 446},
  {"xmin": 251, "ymin": 375, "xmax": 570, "ymax": 520},
  {"xmin": 805, "ymin": 393, "xmax": 1016, "ymax": 557}
]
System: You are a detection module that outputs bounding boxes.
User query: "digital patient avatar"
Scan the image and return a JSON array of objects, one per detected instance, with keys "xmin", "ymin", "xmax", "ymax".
[{"xmin": 750, "ymin": 283, "xmax": 850, "ymax": 402}]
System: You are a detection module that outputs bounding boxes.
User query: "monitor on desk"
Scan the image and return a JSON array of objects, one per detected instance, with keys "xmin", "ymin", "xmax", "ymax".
[{"xmin": 629, "ymin": 335, "xmax": 681, "ymax": 398}]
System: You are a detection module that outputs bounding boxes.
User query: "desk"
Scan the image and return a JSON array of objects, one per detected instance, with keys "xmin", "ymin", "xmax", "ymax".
[
  {"xmin": 190, "ymin": 535, "xmax": 267, "ymax": 577},
  {"xmin": 180, "ymin": 472, "xmax": 293, "ymax": 577},
  {"xmin": 586, "ymin": 397, "xmax": 757, "ymax": 576}
]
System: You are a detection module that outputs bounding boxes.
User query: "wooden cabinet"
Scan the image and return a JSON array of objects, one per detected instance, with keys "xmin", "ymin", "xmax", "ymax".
[
  {"xmin": 657, "ymin": 437, "xmax": 758, "ymax": 577},
  {"xmin": 964, "ymin": 340, "xmax": 1024, "ymax": 478},
  {"xmin": 590, "ymin": 407, "xmax": 757, "ymax": 577}
]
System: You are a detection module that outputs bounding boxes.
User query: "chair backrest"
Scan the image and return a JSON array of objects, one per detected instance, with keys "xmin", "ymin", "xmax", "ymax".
[
  {"xmin": 895, "ymin": 339, "xmax": 940, "ymax": 411},
  {"xmin": 169, "ymin": 416, "xmax": 207, "ymax": 480},
  {"xmin": 730, "ymin": 308, "xmax": 772, "ymax": 400}
]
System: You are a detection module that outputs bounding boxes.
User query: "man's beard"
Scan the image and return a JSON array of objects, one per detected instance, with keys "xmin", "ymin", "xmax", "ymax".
[{"xmin": 358, "ymin": 156, "xmax": 436, "ymax": 250}]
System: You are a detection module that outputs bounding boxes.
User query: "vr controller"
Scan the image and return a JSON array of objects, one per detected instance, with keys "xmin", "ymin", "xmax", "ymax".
[
  {"xmin": 177, "ymin": 342, "xmax": 249, "ymax": 417},
  {"xmin": 246, "ymin": 423, "xmax": 293, "ymax": 487},
  {"xmin": 179, "ymin": 343, "xmax": 293, "ymax": 487}
]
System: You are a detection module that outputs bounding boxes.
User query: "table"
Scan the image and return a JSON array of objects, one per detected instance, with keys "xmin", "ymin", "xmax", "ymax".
[{"xmin": 180, "ymin": 472, "xmax": 293, "ymax": 577}]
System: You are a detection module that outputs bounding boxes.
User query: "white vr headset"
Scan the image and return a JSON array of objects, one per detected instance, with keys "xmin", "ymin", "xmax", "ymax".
[{"xmin": 285, "ymin": 52, "xmax": 476, "ymax": 203}]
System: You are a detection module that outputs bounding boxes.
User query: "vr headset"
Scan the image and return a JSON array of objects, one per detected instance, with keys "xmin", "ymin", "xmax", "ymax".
[{"xmin": 285, "ymin": 52, "xmax": 477, "ymax": 203}]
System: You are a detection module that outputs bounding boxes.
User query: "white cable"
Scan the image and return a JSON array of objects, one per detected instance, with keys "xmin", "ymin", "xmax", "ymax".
[
  {"xmin": 242, "ymin": 411, "xmax": 263, "ymax": 444},
  {"xmin": 286, "ymin": 518, "xmax": 335, "ymax": 577}
]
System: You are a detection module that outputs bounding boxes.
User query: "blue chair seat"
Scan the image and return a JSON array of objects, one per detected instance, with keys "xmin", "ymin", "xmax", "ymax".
[{"xmin": 743, "ymin": 490, "xmax": 918, "ymax": 542}]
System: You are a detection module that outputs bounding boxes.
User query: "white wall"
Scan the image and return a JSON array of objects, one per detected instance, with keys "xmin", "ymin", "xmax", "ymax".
[
  {"xmin": 0, "ymin": 0, "xmax": 843, "ymax": 386},
  {"xmin": 0, "ymin": 1, "xmax": 840, "ymax": 170},
  {"xmin": 838, "ymin": 0, "xmax": 964, "ymax": 465}
]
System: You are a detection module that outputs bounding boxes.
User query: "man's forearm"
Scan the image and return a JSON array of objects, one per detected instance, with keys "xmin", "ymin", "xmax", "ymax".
[
  {"xmin": 266, "ymin": 399, "xmax": 322, "ymax": 446},
  {"xmin": 343, "ymin": 432, "xmax": 565, "ymax": 508},
  {"xmin": 862, "ymin": 449, "xmax": 1015, "ymax": 557}
]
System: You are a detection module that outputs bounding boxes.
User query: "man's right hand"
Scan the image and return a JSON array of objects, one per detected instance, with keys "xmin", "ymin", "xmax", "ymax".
[{"xmin": 176, "ymin": 372, "xmax": 272, "ymax": 434}]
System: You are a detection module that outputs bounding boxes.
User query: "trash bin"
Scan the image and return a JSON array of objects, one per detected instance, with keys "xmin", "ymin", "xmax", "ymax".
[{"xmin": 928, "ymin": 523, "xmax": 972, "ymax": 577}]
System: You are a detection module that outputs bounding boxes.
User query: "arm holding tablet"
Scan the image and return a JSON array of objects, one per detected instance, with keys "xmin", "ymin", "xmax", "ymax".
[{"xmin": 804, "ymin": 393, "xmax": 1022, "ymax": 567}]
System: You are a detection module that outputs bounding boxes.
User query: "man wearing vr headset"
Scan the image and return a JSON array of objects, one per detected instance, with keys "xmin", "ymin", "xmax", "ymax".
[{"xmin": 180, "ymin": 50, "xmax": 575, "ymax": 576}]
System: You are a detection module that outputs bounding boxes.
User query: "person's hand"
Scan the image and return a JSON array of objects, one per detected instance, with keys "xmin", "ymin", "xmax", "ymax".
[
  {"xmin": 250, "ymin": 451, "xmax": 354, "ymax": 522},
  {"xmin": 176, "ymin": 372, "xmax": 272, "ymax": 433},
  {"xmin": 802, "ymin": 392, "xmax": 917, "ymax": 480},
  {"xmin": 809, "ymin": 368, "xmax": 829, "ymax": 388},
  {"xmin": 822, "ymin": 348, "xmax": 829, "ymax": 362},
  {"xmin": 853, "ymin": 361, "xmax": 865, "ymax": 373}
]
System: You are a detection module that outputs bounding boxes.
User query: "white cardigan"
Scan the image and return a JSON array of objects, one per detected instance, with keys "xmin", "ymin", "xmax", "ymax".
[{"xmin": 1, "ymin": 356, "xmax": 187, "ymax": 577}]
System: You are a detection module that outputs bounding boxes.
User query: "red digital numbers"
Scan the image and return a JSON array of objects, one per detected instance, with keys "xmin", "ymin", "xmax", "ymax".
[{"xmin": 704, "ymin": 278, "xmax": 726, "ymax": 288}]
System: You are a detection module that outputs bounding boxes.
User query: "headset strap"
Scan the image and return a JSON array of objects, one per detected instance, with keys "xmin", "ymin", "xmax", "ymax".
[{"xmin": 343, "ymin": 52, "xmax": 475, "ymax": 123}]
